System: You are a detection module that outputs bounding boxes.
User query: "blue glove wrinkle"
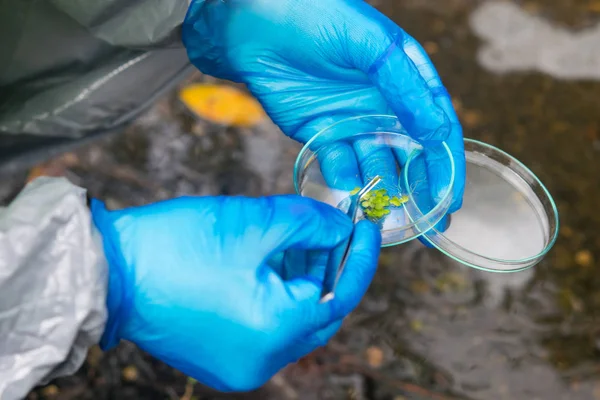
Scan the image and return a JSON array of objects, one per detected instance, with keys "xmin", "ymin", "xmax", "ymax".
[{"xmin": 367, "ymin": 35, "xmax": 400, "ymax": 76}]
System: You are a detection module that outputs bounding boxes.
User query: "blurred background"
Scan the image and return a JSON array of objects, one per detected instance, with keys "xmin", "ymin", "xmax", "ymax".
[{"xmin": 3, "ymin": 0, "xmax": 599, "ymax": 399}]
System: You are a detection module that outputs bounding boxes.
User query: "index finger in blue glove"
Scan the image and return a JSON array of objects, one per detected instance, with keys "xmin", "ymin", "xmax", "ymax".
[{"xmin": 285, "ymin": 220, "xmax": 381, "ymax": 334}]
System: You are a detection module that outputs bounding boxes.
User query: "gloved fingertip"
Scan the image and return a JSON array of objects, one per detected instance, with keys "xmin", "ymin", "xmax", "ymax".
[
  {"xmin": 317, "ymin": 142, "xmax": 362, "ymax": 192},
  {"xmin": 359, "ymin": 218, "xmax": 384, "ymax": 239},
  {"xmin": 351, "ymin": 219, "xmax": 383, "ymax": 251},
  {"xmin": 448, "ymin": 196, "xmax": 464, "ymax": 214}
]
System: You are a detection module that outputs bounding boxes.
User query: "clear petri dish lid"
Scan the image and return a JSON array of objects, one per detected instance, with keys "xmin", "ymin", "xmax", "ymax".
[
  {"xmin": 418, "ymin": 139, "xmax": 559, "ymax": 273},
  {"xmin": 294, "ymin": 115, "xmax": 455, "ymax": 246}
]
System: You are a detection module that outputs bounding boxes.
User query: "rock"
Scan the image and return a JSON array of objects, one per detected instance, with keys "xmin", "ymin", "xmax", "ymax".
[
  {"xmin": 574, "ymin": 250, "xmax": 593, "ymax": 267},
  {"xmin": 366, "ymin": 346, "xmax": 384, "ymax": 368}
]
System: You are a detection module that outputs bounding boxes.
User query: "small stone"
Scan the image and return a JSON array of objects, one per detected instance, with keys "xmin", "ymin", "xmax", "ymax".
[
  {"xmin": 365, "ymin": 346, "xmax": 384, "ymax": 368},
  {"xmin": 432, "ymin": 19, "xmax": 446, "ymax": 33},
  {"xmin": 561, "ymin": 226, "xmax": 574, "ymax": 238},
  {"xmin": 452, "ymin": 97, "xmax": 463, "ymax": 113},
  {"xmin": 462, "ymin": 110, "xmax": 483, "ymax": 128},
  {"xmin": 410, "ymin": 280, "xmax": 430, "ymax": 294},
  {"xmin": 410, "ymin": 319, "xmax": 424, "ymax": 332},
  {"xmin": 41, "ymin": 385, "xmax": 59, "ymax": 398},
  {"xmin": 423, "ymin": 41, "xmax": 439, "ymax": 55},
  {"xmin": 105, "ymin": 197, "xmax": 125, "ymax": 210},
  {"xmin": 86, "ymin": 345, "xmax": 103, "ymax": 367},
  {"xmin": 575, "ymin": 250, "xmax": 593, "ymax": 267},
  {"xmin": 122, "ymin": 365, "xmax": 138, "ymax": 382}
]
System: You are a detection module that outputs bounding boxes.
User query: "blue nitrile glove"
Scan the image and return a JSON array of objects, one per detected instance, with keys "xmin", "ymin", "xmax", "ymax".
[
  {"xmin": 91, "ymin": 195, "xmax": 381, "ymax": 392},
  {"xmin": 182, "ymin": 0, "xmax": 466, "ymax": 227}
]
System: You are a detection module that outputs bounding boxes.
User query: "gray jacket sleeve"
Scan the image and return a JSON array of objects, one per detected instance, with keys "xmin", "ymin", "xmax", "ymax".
[
  {"xmin": 0, "ymin": 0, "xmax": 195, "ymax": 140},
  {"xmin": 0, "ymin": 177, "xmax": 109, "ymax": 400}
]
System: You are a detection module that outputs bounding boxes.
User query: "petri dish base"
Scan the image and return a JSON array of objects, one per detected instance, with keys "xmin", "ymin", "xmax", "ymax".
[
  {"xmin": 420, "ymin": 139, "xmax": 559, "ymax": 272},
  {"xmin": 294, "ymin": 115, "xmax": 455, "ymax": 247}
]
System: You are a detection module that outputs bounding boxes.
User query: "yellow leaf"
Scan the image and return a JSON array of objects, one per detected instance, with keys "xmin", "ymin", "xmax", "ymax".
[
  {"xmin": 575, "ymin": 250, "xmax": 593, "ymax": 267},
  {"xmin": 122, "ymin": 365, "xmax": 138, "ymax": 382},
  {"xmin": 590, "ymin": 1, "xmax": 600, "ymax": 13},
  {"xmin": 41, "ymin": 385, "xmax": 59, "ymax": 397},
  {"xmin": 462, "ymin": 109, "xmax": 483, "ymax": 128},
  {"xmin": 179, "ymin": 84, "xmax": 266, "ymax": 127},
  {"xmin": 423, "ymin": 41, "xmax": 439, "ymax": 55}
]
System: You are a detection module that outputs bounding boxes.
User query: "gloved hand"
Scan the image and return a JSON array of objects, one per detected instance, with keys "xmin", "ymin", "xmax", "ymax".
[
  {"xmin": 92, "ymin": 195, "xmax": 381, "ymax": 392},
  {"xmin": 182, "ymin": 0, "xmax": 465, "ymax": 221}
]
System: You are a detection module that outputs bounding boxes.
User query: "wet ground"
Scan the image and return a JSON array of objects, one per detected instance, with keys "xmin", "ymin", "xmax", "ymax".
[{"xmin": 2, "ymin": 1, "xmax": 600, "ymax": 399}]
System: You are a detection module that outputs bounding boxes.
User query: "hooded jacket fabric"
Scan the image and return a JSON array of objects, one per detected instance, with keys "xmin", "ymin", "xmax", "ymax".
[{"xmin": 0, "ymin": 2, "xmax": 193, "ymax": 398}]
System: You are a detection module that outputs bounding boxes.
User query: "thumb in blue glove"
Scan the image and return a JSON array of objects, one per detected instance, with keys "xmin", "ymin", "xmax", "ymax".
[{"xmin": 92, "ymin": 195, "xmax": 381, "ymax": 392}]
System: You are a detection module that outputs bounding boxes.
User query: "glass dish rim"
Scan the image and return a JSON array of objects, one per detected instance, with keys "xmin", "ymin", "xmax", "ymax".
[
  {"xmin": 293, "ymin": 114, "xmax": 456, "ymax": 247},
  {"xmin": 422, "ymin": 138, "xmax": 560, "ymax": 273}
]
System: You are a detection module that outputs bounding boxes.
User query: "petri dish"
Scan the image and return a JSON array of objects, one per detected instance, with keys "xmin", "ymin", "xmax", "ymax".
[
  {"xmin": 293, "ymin": 115, "xmax": 455, "ymax": 246},
  {"xmin": 418, "ymin": 139, "xmax": 559, "ymax": 272}
]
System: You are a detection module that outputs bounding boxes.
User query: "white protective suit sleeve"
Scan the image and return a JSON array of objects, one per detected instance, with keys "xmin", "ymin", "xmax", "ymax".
[{"xmin": 0, "ymin": 177, "xmax": 109, "ymax": 400}]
